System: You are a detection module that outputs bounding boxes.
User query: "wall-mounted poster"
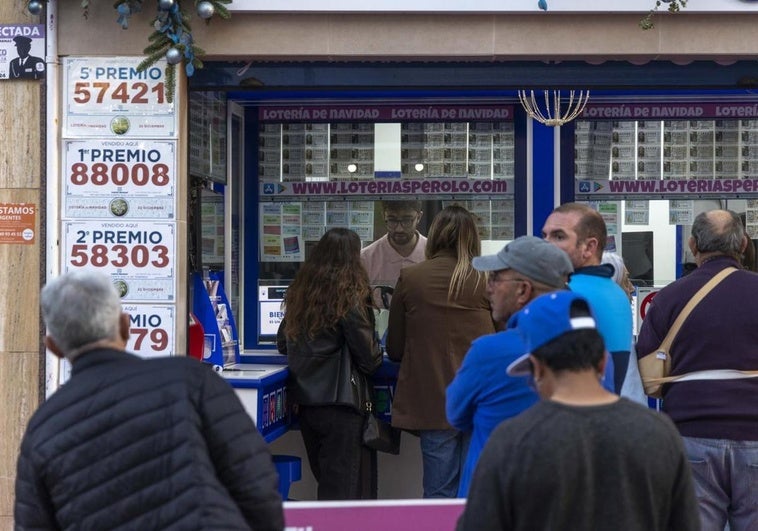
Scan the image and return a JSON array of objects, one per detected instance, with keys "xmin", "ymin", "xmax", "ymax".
[
  {"xmin": 123, "ymin": 304, "xmax": 176, "ymax": 359},
  {"xmin": 63, "ymin": 57, "xmax": 176, "ymax": 138},
  {"xmin": 0, "ymin": 25, "xmax": 45, "ymax": 81},
  {"xmin": 259, "ymin": 202, "xmax": 304, "ymax": 262},
  {"xmin": 62, "ymin": 220, "xmax": 176, "ymax": 301},
  {"xmin": 62, "ymin": 139, "xmax": 176, "ymax": 219}
]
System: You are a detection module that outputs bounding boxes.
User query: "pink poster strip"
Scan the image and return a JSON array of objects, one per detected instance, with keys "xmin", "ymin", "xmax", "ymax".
[
  {"xmin": 261, "ymin": 178, "xmax": 512, "ymax": 199},
  {"xmin": 576, "ymin": 178, "xmax": 758, "ymax": 197},
  {"xmin": 283, "ymin": 499, "xmax": 466, "ymax": 531}
]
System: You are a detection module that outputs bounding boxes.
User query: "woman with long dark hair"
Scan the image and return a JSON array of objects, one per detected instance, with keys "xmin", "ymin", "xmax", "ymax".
[
  {"xmin": 277, "ymin": 228, "xmax": 383, "ymax": 500},
  {"xmin": 386, "ymin": 205, "xmax": 495, "ymax": 498}
]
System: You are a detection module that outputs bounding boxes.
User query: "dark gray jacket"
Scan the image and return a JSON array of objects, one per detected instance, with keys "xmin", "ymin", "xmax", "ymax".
[{"xmin": 14, "ymin": 348, "xmax": 283, "ymax": 531}]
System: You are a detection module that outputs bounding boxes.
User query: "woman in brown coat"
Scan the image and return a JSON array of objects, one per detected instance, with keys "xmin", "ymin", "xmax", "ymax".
[{"xmin": 386, "ymin": 205, "xmax": 495, "ymax": 498}]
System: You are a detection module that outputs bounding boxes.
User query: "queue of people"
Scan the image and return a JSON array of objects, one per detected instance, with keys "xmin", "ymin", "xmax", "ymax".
[{"xmin": 15, "ymin": 203, "xmax": 756, "ymax": 531}]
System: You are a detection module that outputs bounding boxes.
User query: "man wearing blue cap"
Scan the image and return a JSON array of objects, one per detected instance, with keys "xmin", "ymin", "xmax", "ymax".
[
  {"xmin": 457, "ymin": 291, "xmax": 699, "ymax": 531},
  {"xmin": 10, "ymin": 35, "xmax": 45, "ymax": 80},
  {"xmin": 446, "ymin": 235, "xmax": 574, "ymax": 497}
]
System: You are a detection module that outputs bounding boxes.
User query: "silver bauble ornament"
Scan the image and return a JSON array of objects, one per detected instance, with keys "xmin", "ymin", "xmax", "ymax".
[
  {"xmin": 27, "ymin": 0, "xmax": 44, "ymax": 15},
  {"xmin": 158, "ymin": 0, "xmax": 175, "ymax": 10},
  {"xmin": 197, "ymin": 1, "xmax": 215, "ymax": 19},
  {"xmin": 165, "ymin": 47, "xmax": 182, "ymax": 65}
]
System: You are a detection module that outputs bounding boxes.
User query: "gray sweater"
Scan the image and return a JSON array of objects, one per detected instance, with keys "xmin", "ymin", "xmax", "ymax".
[{"xmin": 458, "ymin": 398, "xmax": 700, "ymax": 531}]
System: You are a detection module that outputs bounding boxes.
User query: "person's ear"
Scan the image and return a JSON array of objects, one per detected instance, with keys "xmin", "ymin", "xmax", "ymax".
[
  {"xmin": 530, "ymin": 355, "xmax": 545, "ymax": 381},
  {"xmin": 740, "ymin": 234, "xmax": 748, "ymax": 254},
  {"xmin": 597, "ymin": 350, "xmax": 609, "ymax": 379},
  {"xmin": 517, "ymin": 281, "xmax": 533, "ymax": 306},
  {"xmin": 584, "ymin": 237, "xmax": 599, "ymax": 259},
  {"xmin": 688, "ymin": 235, "xmax": 698, "ymax": 256},
  {"xmin": 44, "ymin": 336, "xmax": 65, "ymax": 359},
  {"xmin": 118, "ymin": 312, "xmax": 131, "ymax": 344}
]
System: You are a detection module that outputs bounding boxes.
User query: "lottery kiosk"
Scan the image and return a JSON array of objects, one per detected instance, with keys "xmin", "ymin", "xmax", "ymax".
[{"xmin": 186, "ymin": 95, "xmax": 526, "ymax": 498}]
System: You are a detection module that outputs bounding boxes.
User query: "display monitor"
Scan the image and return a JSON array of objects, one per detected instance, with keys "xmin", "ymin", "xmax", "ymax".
[{"xmin": 259, "ymin": 285, "xmax": 288, "ymax": 344}]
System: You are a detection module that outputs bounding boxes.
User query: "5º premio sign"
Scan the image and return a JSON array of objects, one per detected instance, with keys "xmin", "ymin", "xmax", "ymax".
[
  {"xmin": 62, "ymin": 220, "xmax": 176, "ymax": 302},
  {"xmin": 63, "ymin": 57, "xmax": 176, "ymax": 139}
]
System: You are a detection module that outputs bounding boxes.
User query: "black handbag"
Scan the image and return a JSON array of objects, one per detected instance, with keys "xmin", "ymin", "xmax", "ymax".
[{"xmin": 362, "ymin": 400, "xmax": 401, "ymax": 455}]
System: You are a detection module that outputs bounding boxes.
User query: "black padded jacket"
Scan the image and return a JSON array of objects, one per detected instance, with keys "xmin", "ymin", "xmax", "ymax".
[{"xmin": 14, "ymin": 348, "xmax": 284, "ymax": 531}]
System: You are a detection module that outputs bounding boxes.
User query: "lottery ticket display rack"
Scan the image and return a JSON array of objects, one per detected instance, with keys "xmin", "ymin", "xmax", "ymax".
[{"xmin": 191, "ymin": 271, "xmax": 239, "ymax": 369}]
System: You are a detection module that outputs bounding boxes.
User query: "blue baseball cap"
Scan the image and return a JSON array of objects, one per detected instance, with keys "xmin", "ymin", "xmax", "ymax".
[{"xmin": 506, "ymin": 291, "xmax": 597, "ymax": 377}]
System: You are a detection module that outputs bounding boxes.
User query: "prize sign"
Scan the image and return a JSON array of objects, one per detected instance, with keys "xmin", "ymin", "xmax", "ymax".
[
  {"xmin": 124, "ymin": 304, "xmax": 176, "ymax": 358},
  {"xmin": 63, "ymin": 139, "xmax": 176, "ymax": 219},
  {"xmin": 63, "ymin": 57, "xmax": 176, "ymax": 138},
  {"xmin": 63, "ymin": 220, "xmax": 176, "ymax": 301}
]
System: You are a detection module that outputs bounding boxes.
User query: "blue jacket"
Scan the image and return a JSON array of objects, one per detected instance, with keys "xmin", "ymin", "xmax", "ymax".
[
  {"xmin": 569, "ymin": 266, "xmax": 631, "ymax": 392},
  {"xmin": 446, "ymin": 331, "xmax": 538, "ymax": 497}
]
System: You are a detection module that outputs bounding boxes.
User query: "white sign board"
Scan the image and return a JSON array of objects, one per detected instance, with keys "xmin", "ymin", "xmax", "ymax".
[
  {"xmin": 635, "ymin": 287, "xmax": 661, "ymax": 334},
  {"xmin": 62, "ymin": 220, "xmax": 176, "ymax": 301},
  {"xmin": 62, "ymin": 139, "xmax": 176, "ymax": 219},
  {"xmin": 124, "ymin": 304, "xmax": 176, "ymax": 358},
  {"xmin": 63, "ymin": 57, "xmax": 176, "ymax": 138}
]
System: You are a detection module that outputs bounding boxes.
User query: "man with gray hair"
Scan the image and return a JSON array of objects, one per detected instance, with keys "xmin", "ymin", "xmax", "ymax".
[
  {"xmin": 15, "ymin": 270, "xmax": 284, "ymax": 530},
  {"xmin": 446, "ymin": 236, "xmax": 573, "ymax": 497},
  {"xmin": 637, "ymin": 209, "xmax": 758, "ymax": 531}
]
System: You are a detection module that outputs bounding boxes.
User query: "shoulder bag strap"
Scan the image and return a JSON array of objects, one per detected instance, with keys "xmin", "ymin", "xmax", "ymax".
[{"xmin": 656, "ymin": 266, "xmax": 737, "ymax": 353}]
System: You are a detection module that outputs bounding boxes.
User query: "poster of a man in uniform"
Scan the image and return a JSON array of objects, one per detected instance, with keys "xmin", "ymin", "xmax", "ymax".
[{"xmin": 0, "ymin": 24, "xmax": 45, "ymax": 81}]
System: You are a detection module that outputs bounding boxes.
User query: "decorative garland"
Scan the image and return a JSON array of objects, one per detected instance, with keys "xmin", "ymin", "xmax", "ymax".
[
  {"xmin": 116, "ymin": 0, "xmax": 231, "ymax": 102},
  {"xmin": 26, "ymin": 0, "xmax": 230, "ymax": 102},
  {"xmin": 639, "ymin": 0, "xmax": 688, "ymax": 30},
  {"xmin": 25, "ymin": 0, "xmax": 688, "ymax": 94}
]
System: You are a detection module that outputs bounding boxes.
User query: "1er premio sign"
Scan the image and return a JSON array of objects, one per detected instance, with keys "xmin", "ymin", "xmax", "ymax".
[
  {"xmin": 63, "ymin": 57, "xmax": 176, "ymax": 138},
  {"xmin": 63, "ymin": 139, "xmax": 176, "ymax": 219},
  {"xmin": 62, "ymin": 220, "xmax": 176, "ymax": 301}
]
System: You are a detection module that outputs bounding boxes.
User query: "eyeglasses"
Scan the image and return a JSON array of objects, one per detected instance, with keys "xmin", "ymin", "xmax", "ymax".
[
  {"xmin": 487, "ymin": 271, "xmax": 528, "ymax": 285},
  {"xmin": 385, "ymin": 216, "xmax": 417, "ymax": 229}
]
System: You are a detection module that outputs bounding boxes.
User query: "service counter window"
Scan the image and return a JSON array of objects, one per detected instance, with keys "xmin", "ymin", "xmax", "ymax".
[
  {"xmin": 250, "ymin": 104, "xmax": 519, "ymax": 350},
  {"xmin": 572, "ymin": 102, "xmax": 758, "ymax": 311}
]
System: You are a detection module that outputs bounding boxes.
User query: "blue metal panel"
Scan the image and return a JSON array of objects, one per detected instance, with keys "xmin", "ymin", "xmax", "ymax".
[{"xmin": 532, "ymin": 122, "xmax": 555, "ymax": 236}]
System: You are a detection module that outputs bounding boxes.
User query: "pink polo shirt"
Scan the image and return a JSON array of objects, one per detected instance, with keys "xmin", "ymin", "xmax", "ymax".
[{"xmin": 360, "ymin": 233, "xmax": 427, "ymax": 288}]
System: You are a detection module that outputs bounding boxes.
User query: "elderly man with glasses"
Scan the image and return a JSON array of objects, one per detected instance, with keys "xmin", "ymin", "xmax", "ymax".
[
  {"xmin": 361, "ymin": 200, "xmax": 426, "ymax": 306},
  {"xmin": 446, "ymin": 236, "xmax": 573, "ymax": 497}
]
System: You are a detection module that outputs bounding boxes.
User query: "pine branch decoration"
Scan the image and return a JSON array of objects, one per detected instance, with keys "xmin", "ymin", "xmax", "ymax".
[
  {"xmin": 640, "ymin": 0, "xmax": 688, "ymax": 30},
  {"xmin": 107, "ymin": 0, "xmax": 232, "ymax": 101}
]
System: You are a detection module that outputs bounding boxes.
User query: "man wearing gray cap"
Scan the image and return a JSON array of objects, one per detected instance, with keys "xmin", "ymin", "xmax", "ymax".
[
  {"xmin": 10, "ymin": 35, "xmax": 45, "ymax": 80},
  {"xmin": 446, "ymin": 235, "xmax": 573, "ymax": 497}
]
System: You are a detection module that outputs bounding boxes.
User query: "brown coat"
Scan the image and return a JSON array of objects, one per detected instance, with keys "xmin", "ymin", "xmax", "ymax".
[{"xmin": 386, "ymin": 252, "xmax": 495, "ymax": 430}]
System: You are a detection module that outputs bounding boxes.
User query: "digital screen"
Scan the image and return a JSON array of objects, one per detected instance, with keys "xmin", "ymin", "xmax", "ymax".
[{"xmin": 259, "ymin": 285, "xmax": 288, "ymax": 343}]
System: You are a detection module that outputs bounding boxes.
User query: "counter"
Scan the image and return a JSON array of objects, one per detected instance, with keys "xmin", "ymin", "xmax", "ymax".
[{"xmin": 222, "ymin": 363, "xmax": 291, "ymax": 443}]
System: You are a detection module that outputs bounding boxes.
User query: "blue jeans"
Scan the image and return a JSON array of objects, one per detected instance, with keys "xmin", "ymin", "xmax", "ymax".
[
  {"xmin": 683, "ymin": 436, "xmax": 758, "ymax": 531},
  {"xmin": 419, "ymin": 429, "xmax": 471, "ymax": 498}
]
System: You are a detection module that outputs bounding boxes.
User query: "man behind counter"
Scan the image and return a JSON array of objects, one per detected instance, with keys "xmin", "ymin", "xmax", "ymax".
[{"xmin": 361, "ymin": 200, "xmax": 427, "ymax": 295}]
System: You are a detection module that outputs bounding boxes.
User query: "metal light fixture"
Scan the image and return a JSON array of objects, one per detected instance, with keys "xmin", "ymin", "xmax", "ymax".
[{"xmin": 517, "ymin": 89, "xmax": 590, "ymax": 127}]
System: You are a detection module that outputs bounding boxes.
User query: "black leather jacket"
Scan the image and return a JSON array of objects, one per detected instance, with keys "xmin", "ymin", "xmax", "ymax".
[{"xmin": 277, "ymin": 306, "xmax": 383, "ymax": 412}]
